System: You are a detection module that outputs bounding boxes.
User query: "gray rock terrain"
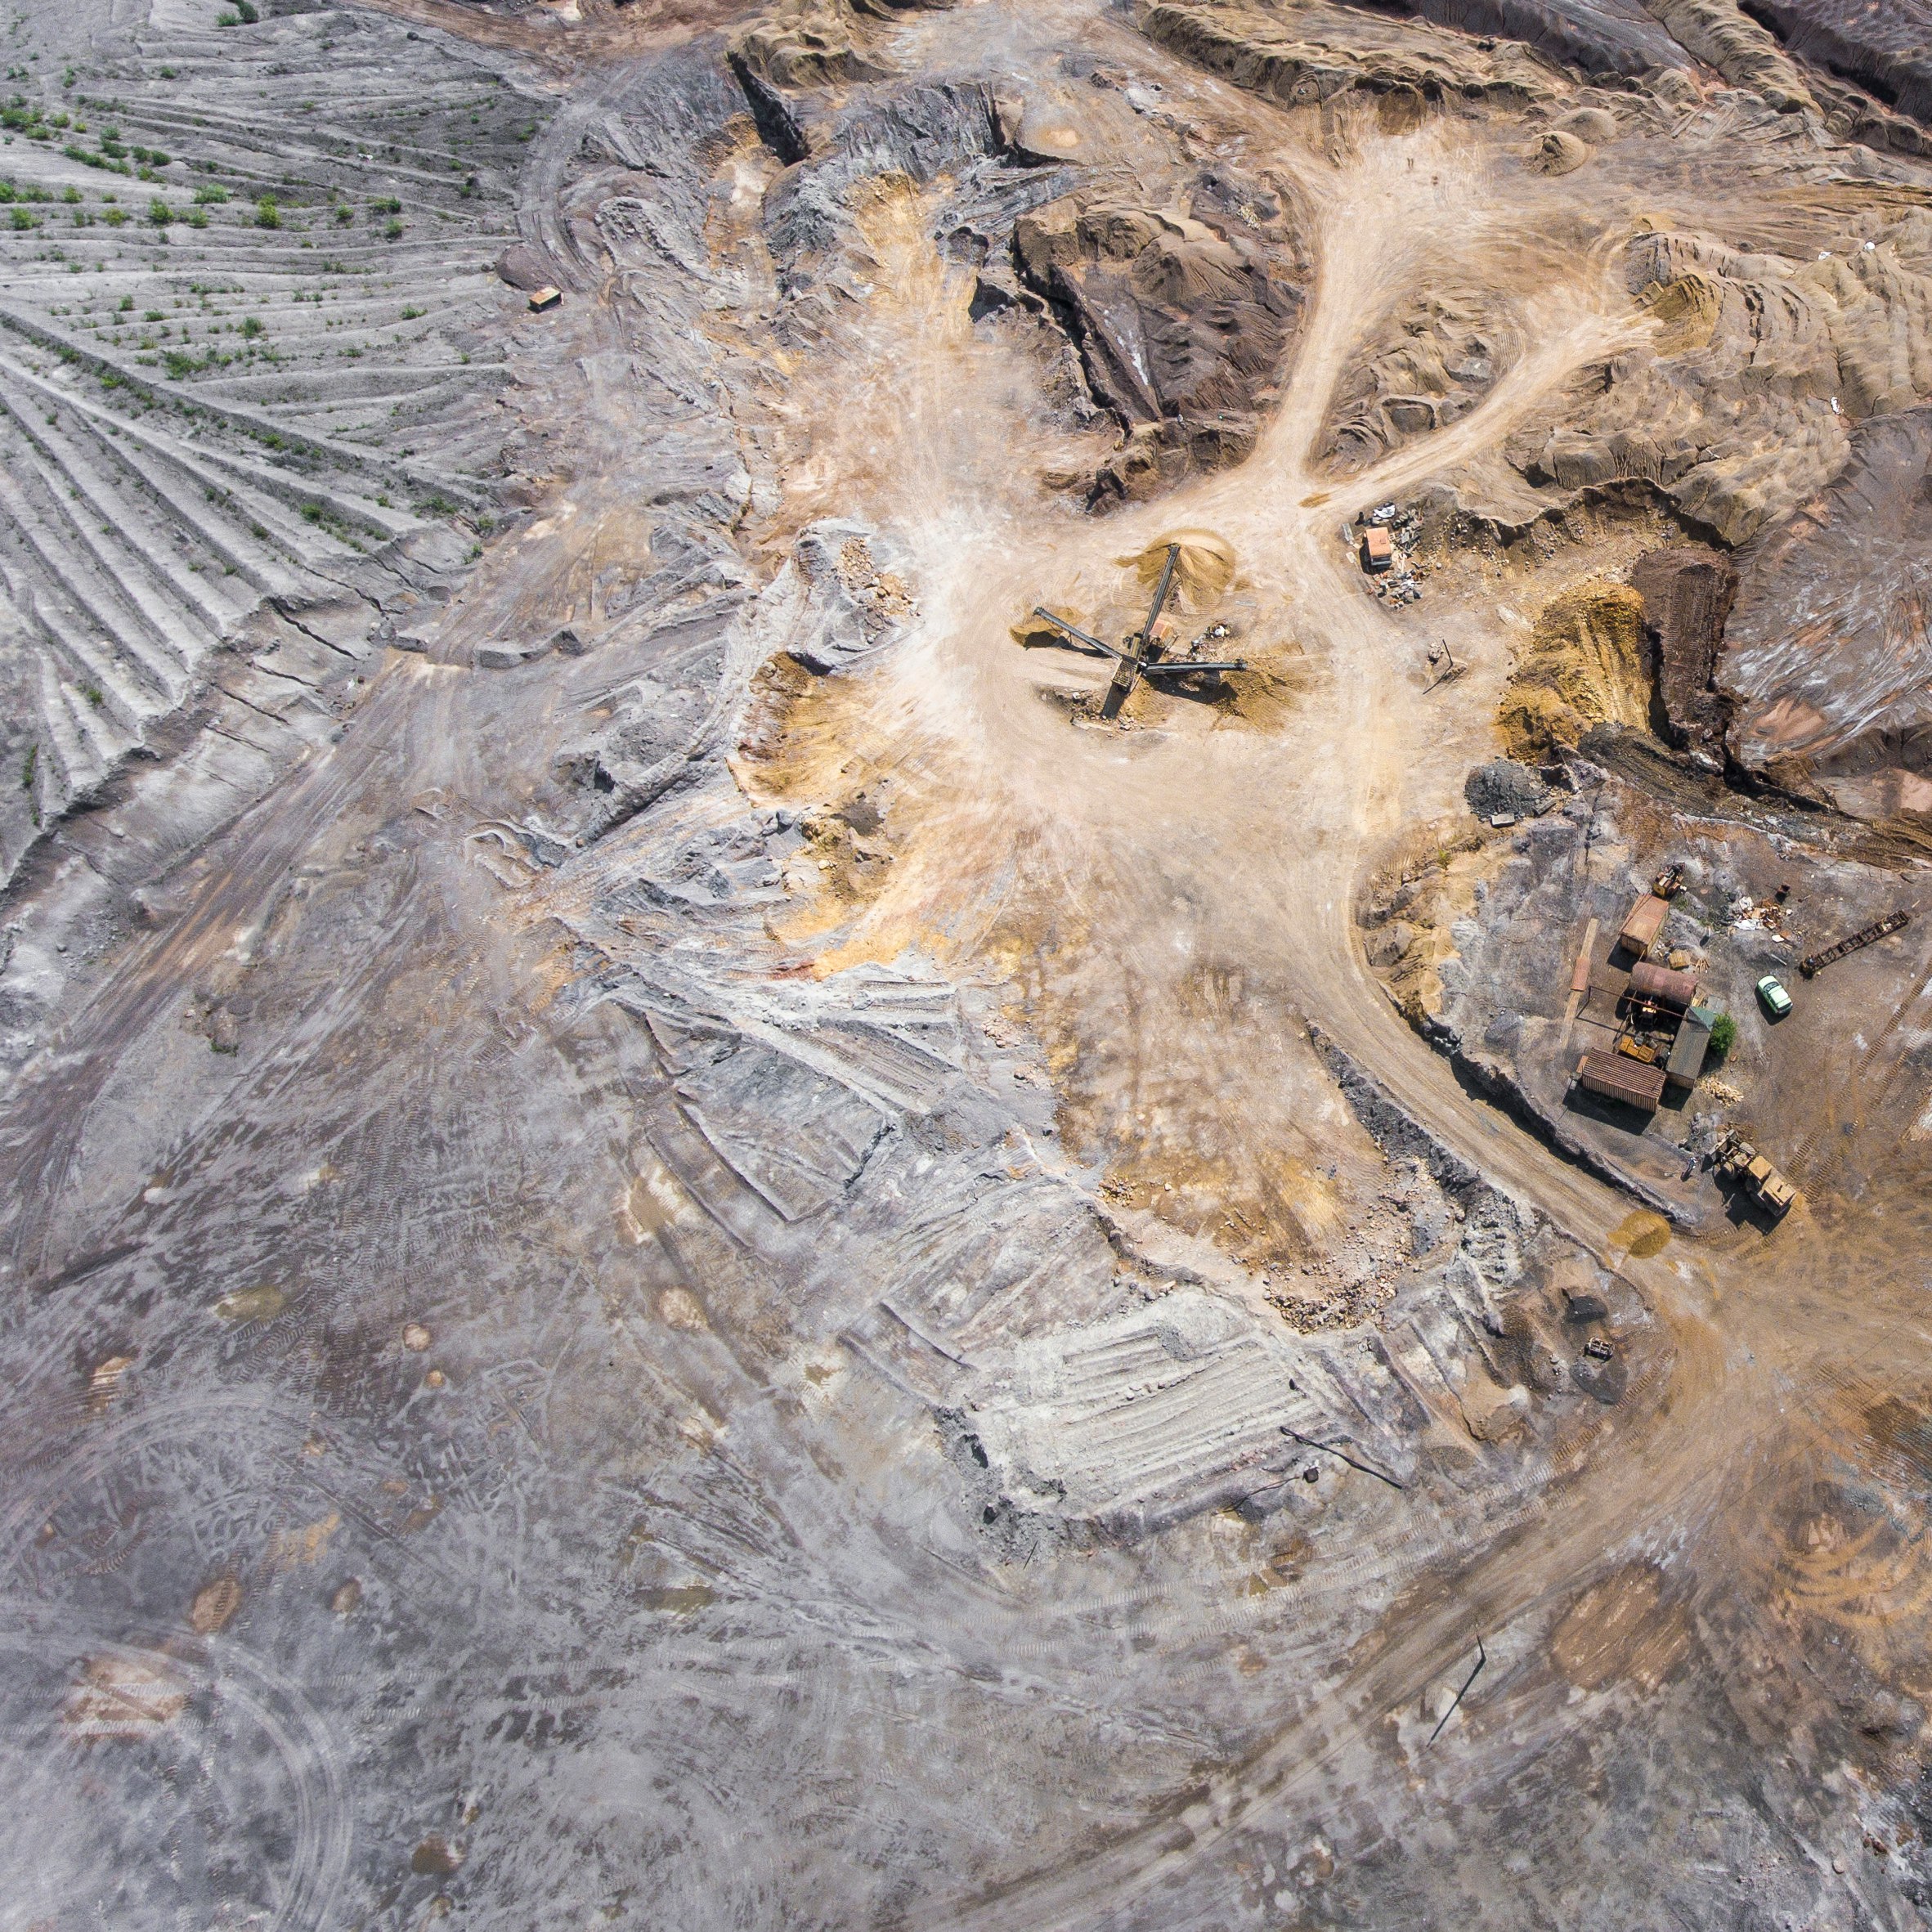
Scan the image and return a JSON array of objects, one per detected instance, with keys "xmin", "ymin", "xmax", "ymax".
[{"xmin": 7, "ymin": 0, "xmax": 1932, "ymax": 1927}]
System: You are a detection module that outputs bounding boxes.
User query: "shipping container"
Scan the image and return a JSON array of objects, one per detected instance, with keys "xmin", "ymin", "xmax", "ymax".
[{"xmin": 1618, "ymin": 894, "xmax": 1669, "ymax": 956}]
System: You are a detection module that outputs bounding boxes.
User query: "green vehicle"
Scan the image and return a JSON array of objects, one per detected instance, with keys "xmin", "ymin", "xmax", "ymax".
[{"xmin": 1755, "ymin": 974, "xmax": 1792, "ymax": 1019}]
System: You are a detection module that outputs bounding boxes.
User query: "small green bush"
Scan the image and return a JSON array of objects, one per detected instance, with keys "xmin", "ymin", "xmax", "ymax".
[
  {"xmin": 1709, "ymin": 1012, "xmax": 1737, "ymax": 1057},
  {"xmin": 254, "ymin": 195, "xmax": 278, "ymax": 229},
  {"xmin": 147, "ymin": 195, "xmax": 171, "ymax": 226},
  {"xmin": 193, "ymin": 183, "xmax": 226, "ymax": 204}
]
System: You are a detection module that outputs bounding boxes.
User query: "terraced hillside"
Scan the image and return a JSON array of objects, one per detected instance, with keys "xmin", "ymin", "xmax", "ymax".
[{"xmin": 0, "ymin": 0, "xmax": 522, "ymax": 883}]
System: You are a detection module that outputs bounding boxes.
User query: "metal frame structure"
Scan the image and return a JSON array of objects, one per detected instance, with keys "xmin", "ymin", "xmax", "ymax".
[{"xmin": 1029, "ymin": 544, "xmax": 1248, "ymax": 720}]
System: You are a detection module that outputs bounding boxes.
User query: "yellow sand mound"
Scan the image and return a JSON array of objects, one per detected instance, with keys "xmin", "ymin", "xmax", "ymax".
[{"xmin": 1117, "ymin": 531, "xmax": 1238, "ymax": 607}]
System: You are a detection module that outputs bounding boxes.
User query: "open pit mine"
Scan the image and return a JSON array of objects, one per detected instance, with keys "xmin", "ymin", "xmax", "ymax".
[{"xmin": 9, "ymin": 0, "xmax": 1932, "ymax": 1924}]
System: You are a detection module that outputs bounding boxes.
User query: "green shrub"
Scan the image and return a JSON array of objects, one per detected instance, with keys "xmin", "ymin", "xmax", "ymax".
[
  {"xmin": 254, "ymin": 195, "xmax": 278, "ymax": 229},
  {"xmin": 102, "ymin": 205, "xmax": 124, "ymax": 225},
  {"xmin": 240, "ymin": 314, "xmax": 262, "ymax": 338},
  {"xmin": 147, "ymin": 195, "xmax": 171, "ymax": 226},
  {"xmin": 193, "ymin": 183, "xmax": 226, "ymax": 204},
  {"xmin": 9, "ymin": 207, "xmax": 35, "ymax": 230},
  {"xmin": 61, "ymin": 185, "xmax": 78, "ymax": 203},
  {"xmin": 383, "ymin": 217, "xmax": 401, "ymax": 240},
  {"xmin": 1709, "ymin": 1012, "xmax": 1737, "ymax": 1058}
]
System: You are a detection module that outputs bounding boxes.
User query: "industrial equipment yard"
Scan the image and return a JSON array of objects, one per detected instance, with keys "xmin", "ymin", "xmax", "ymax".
[{"xmin": 6, "ymin": 0, "xmax": 1932, "ymax": 1925}]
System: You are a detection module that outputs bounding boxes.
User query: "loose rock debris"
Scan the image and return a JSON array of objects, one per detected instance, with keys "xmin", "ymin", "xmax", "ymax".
[{"xmin": 2, "ymin": 0, "xmax": 1932, "ymax": 1926}]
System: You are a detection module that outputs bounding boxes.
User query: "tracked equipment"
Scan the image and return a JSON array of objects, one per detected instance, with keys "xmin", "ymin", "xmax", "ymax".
[
  {"xmin": 1029, "ymin": 543, "xmax": 1248, "ymax": 719},
  {"xmin": 1798, "ymin": 909, "xmax": 1911, "ymax": 978},
  {"xmin": 1714, "ymin": 1128, "xmax": 1797, "ymax": 1219}
]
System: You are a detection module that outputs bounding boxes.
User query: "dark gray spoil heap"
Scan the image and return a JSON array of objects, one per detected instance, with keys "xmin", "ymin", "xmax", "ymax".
[{"xmin": 1465, "ymin": 757, "xmax": 1551, "ymax": 821}]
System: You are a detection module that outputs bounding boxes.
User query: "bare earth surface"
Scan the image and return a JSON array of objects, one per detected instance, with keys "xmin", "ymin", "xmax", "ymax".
[{"xmin": 7, "ymin": 0, "xmax": 1932, "ymax": 1926}]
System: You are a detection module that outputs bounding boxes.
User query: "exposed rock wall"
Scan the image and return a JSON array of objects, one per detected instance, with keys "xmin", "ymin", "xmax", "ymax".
[
  {"xmin": 1336, "ymin": 0, "xmax": 1691, "ymax": 76},
  {"xmin": 1642, "ymin": 0, "xmax": 1815, "ymax": 111},
  {"xmin": 1141, "ymin": 0, "xmax": 1562, "ymax": 110},
  {"xmin": 1321, "ymin": 287, "xmax": 1509, "ymax": 470},
  {"xmin": 1629, "ymin": 544, "xmax": 1737, "ymax": 760},
  {"xmin": 1515, "ymin": 222, "xmax": 1932, "ymax": 547}
]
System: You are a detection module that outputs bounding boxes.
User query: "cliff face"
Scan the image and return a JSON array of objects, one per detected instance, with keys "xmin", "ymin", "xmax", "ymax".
[{"xmin": 1630, "ymin": 546, "xmax": 1737, "ymax": 762}]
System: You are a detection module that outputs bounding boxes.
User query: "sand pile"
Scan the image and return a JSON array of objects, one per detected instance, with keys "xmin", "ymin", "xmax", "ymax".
[{"xmin": 1498, "ymin": 581, "xmax": 1649, "ymax": 760}]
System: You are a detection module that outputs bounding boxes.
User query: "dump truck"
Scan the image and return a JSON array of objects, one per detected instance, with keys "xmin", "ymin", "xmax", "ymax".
[{"xmin": 1714, "ymin": 1128, "xmax": 1797, "ymax": 1219}]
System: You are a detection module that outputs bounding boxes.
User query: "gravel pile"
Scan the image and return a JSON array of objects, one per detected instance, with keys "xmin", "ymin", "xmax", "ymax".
[{"xmin": 1465, "ymin": 759, "xmax": 1551, "ymax": 822}]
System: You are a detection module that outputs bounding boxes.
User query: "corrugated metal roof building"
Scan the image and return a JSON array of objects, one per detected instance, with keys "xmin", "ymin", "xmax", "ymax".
[
  {"xmin": 1665, "ymin": 1004, "xmax": 1718, "ymax": 1088},
  {"xmin": 1575, "ymin": 1050, "xmax": 1665, "ymax": 1110}
]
